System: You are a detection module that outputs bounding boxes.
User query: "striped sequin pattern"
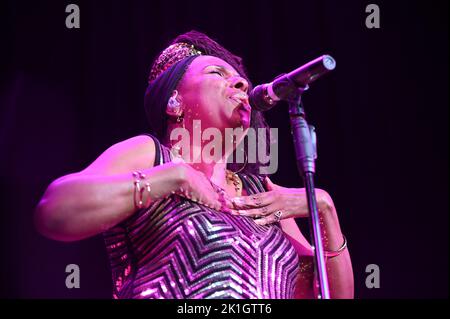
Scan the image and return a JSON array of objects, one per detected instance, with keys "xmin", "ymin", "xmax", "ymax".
[{"xmin": 103, "ymin": 135, "xmax": 300, "ymax": 299}]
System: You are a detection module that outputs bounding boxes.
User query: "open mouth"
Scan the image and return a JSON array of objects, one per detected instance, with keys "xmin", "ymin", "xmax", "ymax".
[
  {"xmin": 237, "ymin": 102, "xmax": 251, "ymax": 114},
  {"xmin": 229, "ymin": 93, "xmax": 251, "ymax": 113}
]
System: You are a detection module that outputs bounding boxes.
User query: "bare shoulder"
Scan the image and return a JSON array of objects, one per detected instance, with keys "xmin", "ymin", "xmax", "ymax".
[{"xmin": 80, "ymin": 135, "xmax": 156, "ymax": 176}]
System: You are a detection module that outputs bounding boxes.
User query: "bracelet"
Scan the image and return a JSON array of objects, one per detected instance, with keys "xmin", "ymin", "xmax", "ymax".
[
  {"xmin": 133, "ymin": 171, "xmax": 152, "ymax": 209},
  {"xmin": 324, "ymin": 235, "xmax": 347, "ymax": 259}
]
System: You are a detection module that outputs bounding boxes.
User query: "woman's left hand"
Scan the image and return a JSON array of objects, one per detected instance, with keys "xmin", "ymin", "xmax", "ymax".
[{"xmin": 227, "ymin": 177, "xmax": 334, "ymax": 225}]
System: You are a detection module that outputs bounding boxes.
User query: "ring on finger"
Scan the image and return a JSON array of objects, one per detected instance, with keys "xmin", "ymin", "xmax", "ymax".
[{"xmin": 274, "ymin": 210, "xmax": 283, "ymax": 223}]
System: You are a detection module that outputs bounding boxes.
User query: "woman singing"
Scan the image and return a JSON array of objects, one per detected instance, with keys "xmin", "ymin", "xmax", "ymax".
[{"xmin": 34, "ymin": 30, "xmax": 354, "ymax": 299}]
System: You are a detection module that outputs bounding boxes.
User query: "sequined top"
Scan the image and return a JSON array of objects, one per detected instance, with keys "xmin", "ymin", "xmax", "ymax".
[{"xmin": 103, "ymin": 134, "xmax": 300, "ymax": 299}]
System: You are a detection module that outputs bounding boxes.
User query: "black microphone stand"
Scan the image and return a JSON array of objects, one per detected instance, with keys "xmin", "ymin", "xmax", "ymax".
[{"xmin": 288, "ymin": 89, "xmax": 330, "ymax": 299}]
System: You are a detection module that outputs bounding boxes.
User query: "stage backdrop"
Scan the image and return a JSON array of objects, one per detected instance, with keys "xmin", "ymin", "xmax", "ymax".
[{"xmin": 0, "ymin": 0, "xmax": 448, "ymax": 298}]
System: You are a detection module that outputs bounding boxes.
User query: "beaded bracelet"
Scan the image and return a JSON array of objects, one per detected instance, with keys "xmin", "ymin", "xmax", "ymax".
[{"xmin": 132, "ymin": 171, "xmax": 152, "ymax": 209}]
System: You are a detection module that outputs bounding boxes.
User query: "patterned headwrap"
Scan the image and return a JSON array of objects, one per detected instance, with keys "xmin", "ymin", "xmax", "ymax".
[{"xmin": 148, "ymin": 42, "xmax": 202, "ymax": 83}]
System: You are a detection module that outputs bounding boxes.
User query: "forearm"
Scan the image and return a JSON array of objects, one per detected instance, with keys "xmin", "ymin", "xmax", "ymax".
[
  {"xmin": 245, "ymin": 182, "xmax": 354, "ymax": 298},
  {"xmin": 35, "ymin": 163, "xmax": 181, "ymax": 242},
  {"xmin": 319, "ymin": 204, "xmax": 354, "ymax": 299}
]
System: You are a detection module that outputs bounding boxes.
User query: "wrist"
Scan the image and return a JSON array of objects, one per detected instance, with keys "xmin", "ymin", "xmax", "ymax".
[
  {"xmin": 132, "ymin": 171, "xmax": 152, "ymax": 210},
  {"xmin": 172, "ymin": 162, "xmax": 188, "ymax": 189}
]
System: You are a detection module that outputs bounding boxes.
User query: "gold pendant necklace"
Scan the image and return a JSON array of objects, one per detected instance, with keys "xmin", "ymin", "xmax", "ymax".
[{"xmin": 225, "ymin": 169, "xmax": 242, "ymax": 197}]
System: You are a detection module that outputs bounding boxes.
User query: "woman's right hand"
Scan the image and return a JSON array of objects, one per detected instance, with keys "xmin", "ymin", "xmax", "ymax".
[{"xmin": 171, "ymin": 162, "xmax": 223, "ymax": 211}]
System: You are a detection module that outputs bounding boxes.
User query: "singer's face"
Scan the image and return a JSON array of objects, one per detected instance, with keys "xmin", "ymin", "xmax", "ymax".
[{"xmin": 177, "ymin": 56, "xmax": 251, "ymax": 132}]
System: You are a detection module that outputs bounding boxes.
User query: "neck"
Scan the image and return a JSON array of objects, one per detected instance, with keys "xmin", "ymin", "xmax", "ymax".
[
  {"xmin": 166, "ymin": 120, "xmax": 247, "ymax": 188},
  {"xmin": 191, "ymin": 161, "xmax": 228, "ymax": 189},
  {"xmin": 189, "ymin": 143, "xmax": 235, "ymax": 190}
]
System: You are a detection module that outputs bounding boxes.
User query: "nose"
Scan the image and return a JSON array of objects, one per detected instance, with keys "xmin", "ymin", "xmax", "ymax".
[{"xmin": 230, "ymin": 76, "xmax": 249, "ymax": 93}]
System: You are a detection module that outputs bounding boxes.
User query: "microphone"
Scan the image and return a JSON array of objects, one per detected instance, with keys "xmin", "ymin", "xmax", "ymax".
[{"xmin": 249, "ymin": 55, "xmax": 336, "ymax": 111}]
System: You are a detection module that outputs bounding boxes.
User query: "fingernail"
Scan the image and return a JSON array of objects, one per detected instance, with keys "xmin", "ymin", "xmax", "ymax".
[
  {"xmin": 238, "ymin": 210, "xmax": 247, "ymax": 215},
  {"xmin": 232, "ymin": 197, "xmax": 243, "ymax": 204},
  {"xmin": 223, "ymin": 207, "xmax": 233, "ymax": 214}
]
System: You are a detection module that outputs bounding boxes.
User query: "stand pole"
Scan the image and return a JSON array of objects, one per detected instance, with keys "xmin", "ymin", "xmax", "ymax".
[{"xmin": 288, "ymin": 93, "xmax": 330, "ymax": 299}]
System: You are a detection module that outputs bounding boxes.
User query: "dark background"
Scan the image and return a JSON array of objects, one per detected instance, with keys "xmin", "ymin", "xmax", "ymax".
[{"xmin": 0, "ymin": 0, "xmax": 448, "ymax": 298}]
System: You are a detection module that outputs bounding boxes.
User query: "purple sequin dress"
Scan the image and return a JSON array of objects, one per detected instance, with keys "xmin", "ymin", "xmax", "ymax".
[{"xmin": 103, "ymin": 135, "xmax": 300, "ymax": 299}]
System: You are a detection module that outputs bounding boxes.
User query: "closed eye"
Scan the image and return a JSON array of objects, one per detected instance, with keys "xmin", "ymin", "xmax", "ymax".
[{"xmin": 210, "ymin": 70, "xmax": 224, "ymax": 76}]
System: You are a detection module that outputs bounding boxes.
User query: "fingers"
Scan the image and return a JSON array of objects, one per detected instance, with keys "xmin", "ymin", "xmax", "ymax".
[
  {"xmin": 192, "ymin": 172, "xmax": 221, "ymax": 210},
  {"xmin": 176, "ymin": 167, "xmax": 222, "ymax": 210},
  {"xmin": 232, "ymin": 203, "xmax": 280, "ymax": 218},
  {"xmin": 254, "ymin": 213, "xmax": 280, "ymax": 226},
  {"xmin": 215, "ymin": 188, "xmax": 234, "ymax": 213},
  {"xmin": 188, "ymin": 191, "xmax": 221, "ymax": 211},
  {"xmin": 203, "ymin": 187, "xmax": 221, "ymax": 210},
  {"xmin": 220, "ymin": 193, "xmax": 234, "ymax": 210},
  {"xmin": 176, "ymin": 181, "xmax": 221, "ymax": 211},
  {"xmin": 230, "ymin": 192, "xmax": 274, "ymax": 209}
]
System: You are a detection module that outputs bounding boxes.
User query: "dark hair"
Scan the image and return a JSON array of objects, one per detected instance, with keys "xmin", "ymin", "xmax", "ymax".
[{"xmin": 146, "ymin": 30, "xmax": 272, "ymax": 177}]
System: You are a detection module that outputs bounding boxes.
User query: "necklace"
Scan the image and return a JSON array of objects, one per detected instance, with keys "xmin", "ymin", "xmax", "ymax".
[
  {"xmin": 170, "ymin": 146, "xmax": 243, "ymax": 197},
  {"xmin": 225, "ymin": 169, "xmax": 243, "ymax": 197},
  {"xmin": 209, "ymin": 169, "xmax": 243, "ymax": 198}
]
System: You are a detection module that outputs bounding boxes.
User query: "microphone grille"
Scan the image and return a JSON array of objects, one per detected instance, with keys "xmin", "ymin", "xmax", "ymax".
[{"xmin": 323, "ymin": 55, "xmax": 336, "ymax": 70}]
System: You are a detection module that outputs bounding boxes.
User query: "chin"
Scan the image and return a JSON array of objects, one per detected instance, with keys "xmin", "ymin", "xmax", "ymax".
[
  {"xmin": 238, "ymin": 114, "xmax": 251, "ymax": 129},
  {"xmin": 241, "ymin": 117, "xmax": 251, "ymax": 129},
  {"xmin": 231, "ymin": 120, "xmax": 249, "ymax": 130},
  {"xmin": 222, "ymin": 111, "xmax": 250, "ymax": 130}
]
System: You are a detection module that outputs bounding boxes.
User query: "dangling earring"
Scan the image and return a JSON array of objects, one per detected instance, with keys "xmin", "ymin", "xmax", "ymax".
[
  {"xmin": 167, "ymin": 90, "xmax": 185, "ymax": 130},
  {"xmin": 167, "ymin": 90, "xmax": 184, "ymax": 120},
  {"xmin": 229, "ymin": 149, "xmax": 248, "ymax": 174},
  {"xmin": 229, "ymin": 126, "xmax": 248, "ymax": 174},
  {"xmin": 167, "ymin": 90, "xmax": 185, "ymax": 163},
  {"xmin": 225, "ymin": 149, "xmax": 247, "ymax": 197}
]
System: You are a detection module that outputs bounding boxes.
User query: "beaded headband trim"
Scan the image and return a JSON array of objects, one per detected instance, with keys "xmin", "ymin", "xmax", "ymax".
[{"xmin": 148, "ymin": 42, "xmax": 203, "ymax": 83}]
